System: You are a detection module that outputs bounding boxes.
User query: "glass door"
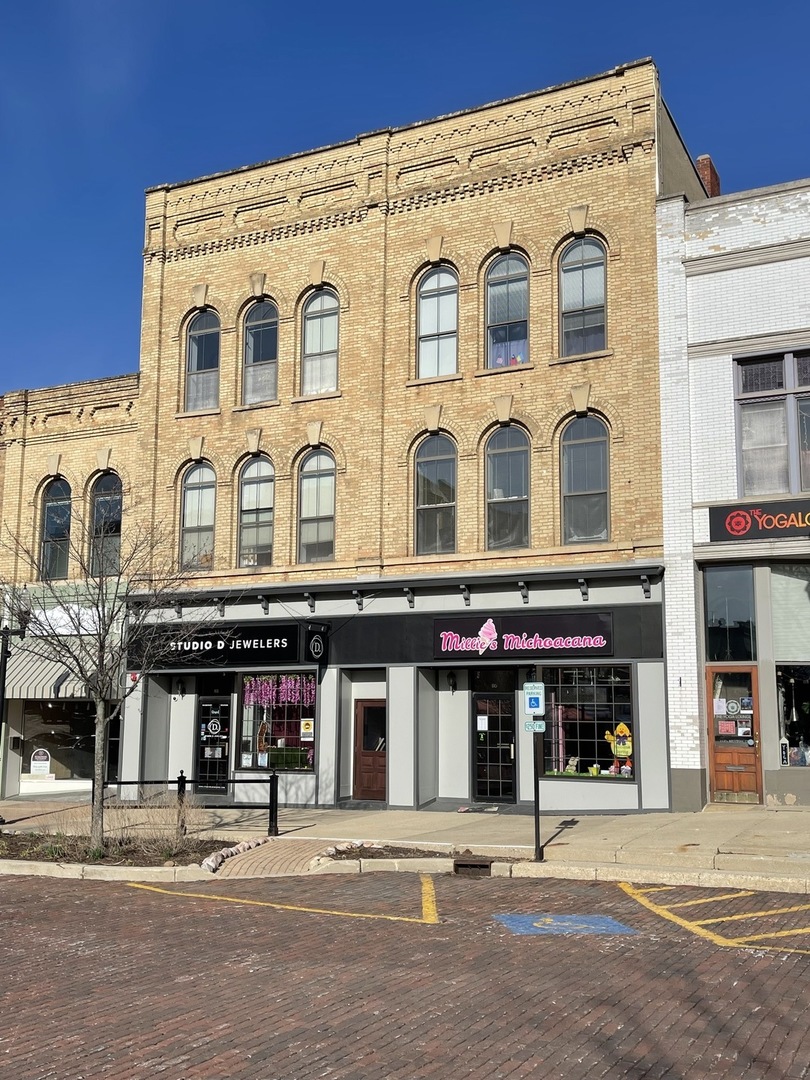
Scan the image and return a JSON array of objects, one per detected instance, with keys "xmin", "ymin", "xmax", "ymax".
[
  {"xmin": 706, "ymin": 667, "xmax": 762, "ymax": 804},
  {"xmin": 472, "ymin": 693, "xmax": 515, "ymax": 803},
  {"xmin": 196, "ymin": 698, "xmax": 231, "ymax": 794}
]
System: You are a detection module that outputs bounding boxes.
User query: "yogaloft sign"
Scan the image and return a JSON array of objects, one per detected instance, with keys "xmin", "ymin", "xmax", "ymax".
[
  {"xmin": 433, "ymin": 613, "xmax": 613, "ymax": 660},
  {"xmin": 709, "ymin": 499, "xmax": 810, "ymax": 542}
]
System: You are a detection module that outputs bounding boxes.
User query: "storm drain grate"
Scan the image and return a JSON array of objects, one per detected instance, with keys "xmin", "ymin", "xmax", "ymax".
[{"xmin": 453, "ymin": 856, "xmax": 493, "ymax": 878}]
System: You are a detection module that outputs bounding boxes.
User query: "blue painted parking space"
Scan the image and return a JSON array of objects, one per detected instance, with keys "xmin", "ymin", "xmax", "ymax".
[{"xmin": 494, "ymin": 913, "xmax": 639, "ymax": 936}]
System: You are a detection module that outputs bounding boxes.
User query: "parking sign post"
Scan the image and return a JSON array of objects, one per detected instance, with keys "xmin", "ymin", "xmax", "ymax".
[{"xmin": 523, "ymin": 682, "xmax": 546, "ymax": 862}]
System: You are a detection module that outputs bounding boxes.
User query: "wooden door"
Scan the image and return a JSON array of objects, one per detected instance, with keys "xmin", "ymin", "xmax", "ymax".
[
  {"xmin": 706, "ymin": 667, "xmax": 762, "ymax": 804},
  {"xmin": 353, "ymin": 699, "xmax": 386, "ymax": 801}
]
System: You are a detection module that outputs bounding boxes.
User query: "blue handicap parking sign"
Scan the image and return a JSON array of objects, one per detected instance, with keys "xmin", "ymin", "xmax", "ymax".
[
  {"xmin": 528, "ymin": 695, "xmax": 541, "ymax": 711},
  {"xmin": 494, "ymin": 914, "xmax": 638, "ymax": 936}
]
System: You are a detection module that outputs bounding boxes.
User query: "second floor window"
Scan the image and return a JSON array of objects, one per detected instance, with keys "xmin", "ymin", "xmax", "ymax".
[
  {"xmin": 41, "ymin": 478, "xmax": 71, "ymax": 580},
  {"xmin": 486, "ymin": 427, "xmax": 529, "ymax": 549},
  {"xmin": 560, "ymin": 238, "xmax": 606, "ymax": 357},
  {"xmin": 244, "ymin": 301, "xmax": 279, "ymax": 405},
  {"xmin": 302, "ymin": 291, "xmax": 338, "ymax": 396},
  {"xmin": 91, "ymin": 472, "xmax": 122, "ymax": 575},
  {"xmin": 487, "ymin": 255, "xmax": 528, "ymax": 368},
  {"xmin": 561, "ymin": 416, "xmax": 609, "ymax": 543},
  {"xmin": 298, "ymin": 451, "xmax": 335, "ymax": 562},
  {"xmin": 181, "ymin": 463, "xmax": 216, "ymax": 570},
  {"xmin": 239, "ymin": 458, "xmax": 274, "ymax": 568},
  {"xmin": 418, "ymin": 268, "xmax": 458, "ymax": 378},
  {"xmin": 186, "ymin": 311, "xmax": 220, "ymax": 411},
  {"xmin": 415, "ymin": 435, "xmax": 456, "ymax": 554},
  {"xmin": 736, "ymin": 352, "xmax": 810, "ymax": 495}
]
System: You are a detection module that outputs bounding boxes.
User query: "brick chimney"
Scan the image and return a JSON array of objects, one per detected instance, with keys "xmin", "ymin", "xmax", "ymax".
[{"xmin": 696, "ymin": 155, "xmax": 721, "ymax": 197}]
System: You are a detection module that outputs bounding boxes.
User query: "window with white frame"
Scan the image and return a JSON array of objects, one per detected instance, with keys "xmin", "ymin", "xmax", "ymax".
[
  {"xmin": 302, "ymin": 291, "xmax": 338, "ymax": 396},
  {"xmin": 561, "ymin": 416, "xmax": 609, "ymax": 543},
  {"xmin": 486, "ymin": 426, "xmax": 529, "ymax": 549},
  {"xmin": 181, "ymin": 463, "xmax": 216, "ymax": 570},
  {"xmin": 415, "ymin": 435, "xmax": 456, "ymax": 554},
  {"xmin": 560, "ymin": 238, "xmax": 606, "ymax": 357},
  {"xmin": 239, "ymin": 457, "xmax": 274, "ymax": 568},
  {"xmin": 243, "ymin": 301, "xmax": 278, "ymax": 405},
  {"xmin": 486, "ymin": 254, "xmax": 528, "ymax": 368},
  {"xmin": 298, "ymin": 450, "xmax": 335, "ymax": 562},
  {"xmin": 185, "ymin": 311, "xmax": 220, "ymax": 411},
  {"xmin": 417, "ymin": 268, "xmax": 458, "ymax": 378},
  {"xmin": 736, "ymin": 352, "xmax": 810, "ymax": 496}
]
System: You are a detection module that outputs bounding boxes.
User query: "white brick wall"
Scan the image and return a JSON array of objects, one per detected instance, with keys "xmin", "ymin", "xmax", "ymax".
[{"xmin": 658, "ymin": 180, "xmax": 810, "ymax": 781}]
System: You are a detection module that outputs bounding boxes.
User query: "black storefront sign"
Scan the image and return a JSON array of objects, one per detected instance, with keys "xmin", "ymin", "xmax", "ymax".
[
  {"xmin": 133, "ymin": 623, "xmax": 301, "ymax": 669},
  {"xmin": 709, "ymin": 499, "xmax": 810, "ymax": 542},
  {"xmin": 433, "ymin": 612, "xmax": 613, "ymax": 660}
]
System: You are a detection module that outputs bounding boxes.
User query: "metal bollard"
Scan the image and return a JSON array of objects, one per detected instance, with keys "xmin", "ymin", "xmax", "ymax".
[
  {"xmin": 177, "ymin": 770, "xmax": 187, "ymax": 837},
  {"xmin": 268, "ymin": 770, "xmax": 279, "ymax": 836}
]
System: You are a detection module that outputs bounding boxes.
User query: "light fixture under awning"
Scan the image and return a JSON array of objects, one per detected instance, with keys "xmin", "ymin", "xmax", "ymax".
[{"xmin": 4, "ymin": 650, "xmax": 88, "ymax": 700}]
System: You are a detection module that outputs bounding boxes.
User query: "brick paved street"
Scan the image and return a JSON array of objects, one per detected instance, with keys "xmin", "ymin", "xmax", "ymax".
[{"xmin": 1, "ymin": 873, "xmax": 808, "ymax": 1079}]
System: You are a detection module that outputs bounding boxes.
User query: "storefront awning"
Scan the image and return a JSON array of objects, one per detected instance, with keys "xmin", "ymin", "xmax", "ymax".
[{"xmin": 4, "ymin": 650, "xmax": 88, "ymax": 700}]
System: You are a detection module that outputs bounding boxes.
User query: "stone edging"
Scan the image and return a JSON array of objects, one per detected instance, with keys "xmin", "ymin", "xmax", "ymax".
[{"xmin": 201, "ymin": 835, "xmax": 273, "ymax": 873}]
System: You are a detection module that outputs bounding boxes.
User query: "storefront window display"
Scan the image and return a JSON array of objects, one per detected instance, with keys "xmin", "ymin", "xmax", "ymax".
[
  {"xmin": 240, "ymin": 673, "xmax": 316, "ymax": 770},
  {"xmin": 777, "ymin": 666, "xmax": 810, "ymax": 766},
  {"xmin": 21, "ymin": 701, "xmax": 120, "ymax": 781},
  {"xmin": 539, "ymin": 666, "xmax": 634, "ymax": 778}
]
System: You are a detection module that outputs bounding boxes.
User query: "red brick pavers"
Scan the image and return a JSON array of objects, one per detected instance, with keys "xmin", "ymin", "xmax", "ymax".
[
  {"xmin": 0, "ymin": 873, "xmax": 808, "ymax": 1079},
  {"xmin": 217, "ymin": 838, "xmax": 327, "ymax": 878}
]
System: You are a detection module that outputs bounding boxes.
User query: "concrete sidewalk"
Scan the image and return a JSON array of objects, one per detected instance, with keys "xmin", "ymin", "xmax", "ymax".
[{"xmin": 2, "ymin": 795, "xmax": 810, "ymax": 893}]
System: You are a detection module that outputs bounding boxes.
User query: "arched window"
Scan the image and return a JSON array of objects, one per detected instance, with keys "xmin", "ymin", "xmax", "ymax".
[
  {"xmin": 91, "ymin": 473, "xmax": 122, "ymax": 575},
  {"xmin": 415, "ymin": 435, "xmax": 456, "ymax": 555},
  {"xmin": 302, "ymin": 291, "xmax": 338, "ymax": 396},
  {"xmin": 561, "ymin": 416, "xmax": 609, "ymax": 543},
  {"xmin": 41, "ymin": 478, "xmax": 71, "ymax": 580},
  {"xmin": 181, "ymin": 463, "xmax": 216, "ymax": 570},
  {"xmin": 243, "ymin": 301, "xmax": 278, "ymax": 405},
  {"xmin": 298, "ymin": 451, "xmax": 335, "ymax": 563},
  {"xmin": 239, "ymin": 457, "xmax": 274, "ymax": 568},
  {"xmin": 417, "ymin": 268, "xmax": 458, "ymax": 378},
  {"xmin": 185, "ymin": 310, "xmax": 220, "ymax": 411},
  {"xmin": 486, "ymin": 255, "xmax": 528, "ymax": 368},
  {"xmin": 560, "ymin": 238, "xmax": 606, "ymax": 357},
  {"xmin": 486, "ymin": 427, "xmax": 529, "ymax": 549}
]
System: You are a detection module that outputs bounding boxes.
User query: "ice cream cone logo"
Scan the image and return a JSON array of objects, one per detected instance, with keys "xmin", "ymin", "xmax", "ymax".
[{"xmin": 477, "ymin": 618, "xmax": 498, "ymax": 655}]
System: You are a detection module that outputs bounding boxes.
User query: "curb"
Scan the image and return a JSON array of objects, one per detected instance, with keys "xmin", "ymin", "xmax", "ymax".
[{"xmin": 0, "ymin": 859, "xmax": 210, "ymax": 882}]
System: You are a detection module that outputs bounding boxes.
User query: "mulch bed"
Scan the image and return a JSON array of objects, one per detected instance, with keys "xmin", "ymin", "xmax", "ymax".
[{"xmin": 0, "ymin": 831, "xmax": 235, "ymax": 867}]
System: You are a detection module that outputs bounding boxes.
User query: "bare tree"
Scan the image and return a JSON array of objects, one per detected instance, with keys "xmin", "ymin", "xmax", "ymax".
[{"xmin": 1, "ymin": 495, "xmax": 217, "ymax": 851}]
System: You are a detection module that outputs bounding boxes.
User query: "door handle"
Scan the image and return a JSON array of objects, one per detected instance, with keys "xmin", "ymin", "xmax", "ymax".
[{"xmin": 511, "ymin": 743, "xmax": 515, "ymax": 760}]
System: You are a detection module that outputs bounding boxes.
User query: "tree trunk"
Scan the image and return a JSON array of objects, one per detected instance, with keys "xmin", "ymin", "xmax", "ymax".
[{"xmin": 90, "ymin": 697, "xmax": 107, "ymax": 851}]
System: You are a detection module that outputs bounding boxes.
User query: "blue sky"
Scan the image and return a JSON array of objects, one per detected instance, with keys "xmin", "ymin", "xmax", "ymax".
[{"xmin": 2, "ymin": 1, "xmax": 809, "ymax": 394}]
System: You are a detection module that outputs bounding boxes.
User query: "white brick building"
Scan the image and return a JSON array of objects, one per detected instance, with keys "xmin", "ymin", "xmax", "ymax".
[{"xmin": 659, "ymin": 179, "xmax": 810, "ymax": 807}]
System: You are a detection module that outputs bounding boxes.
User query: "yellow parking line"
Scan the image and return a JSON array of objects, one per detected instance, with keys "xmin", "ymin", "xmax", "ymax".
[
  {"xmin": 695, "ymin": 901, "xmax": 810, "ymax": 926},
  {"xmin": 127, "ymin": 874, "xmax": 441, "ymax": 926},
  {"xmin": 620, "ymin": 881, "xmax": 810, "ymax": 956},
  {"xmin": 666, "ymin": 891, "xmax": 755, "ymax": 909},
  {"xmin": 732, "ymin": 927, "xmax": 810, "ymax": 944}
]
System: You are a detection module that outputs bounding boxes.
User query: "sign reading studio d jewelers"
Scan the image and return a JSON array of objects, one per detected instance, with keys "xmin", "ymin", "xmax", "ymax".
[
  {"xmin": 709, "ymin": 499, "xmax": 810, "ymax": 542},
  {"xmin": 433, "ymin": 613, "xmax": 613, "ymax": 660}
]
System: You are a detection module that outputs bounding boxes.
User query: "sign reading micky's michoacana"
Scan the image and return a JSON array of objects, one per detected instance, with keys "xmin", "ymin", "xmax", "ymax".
[{"xmin": 433, "ymin": 613, "xmax": 613, "ymax": 659}]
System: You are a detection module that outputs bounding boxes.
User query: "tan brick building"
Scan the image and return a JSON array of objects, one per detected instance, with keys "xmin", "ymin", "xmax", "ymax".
[{"xmin": 1, "ymin": 60, "xmax": 708, "ymax": 811}]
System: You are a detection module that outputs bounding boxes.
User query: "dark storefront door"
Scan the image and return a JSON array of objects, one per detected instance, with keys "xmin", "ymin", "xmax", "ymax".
[
  {"xmin": 196, "ymin": 698, "xmax": 231, "ymax": 793},
  {"xmin": 707, "ymin": 667, "xmax": 762, "ymax": 804},
  {"xmin": 472, "ymin": 692, "xmax": 516, "ymax": 803},
  {"xmin": 353, "ymin": 700, "xmax": 386, "ymax": 801}
]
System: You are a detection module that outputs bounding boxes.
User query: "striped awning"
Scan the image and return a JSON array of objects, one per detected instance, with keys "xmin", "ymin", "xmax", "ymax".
[{"xmin": 4, "ymin": 649, "xmax": 88, "ymax": 700}]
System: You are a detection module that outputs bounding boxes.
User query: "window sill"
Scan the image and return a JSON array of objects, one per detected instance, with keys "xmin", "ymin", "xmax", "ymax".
[
  {"xmin": 406, "ymin": 372, "xmax": 464, "ymax": 387},
  {"xmin": 549, "ymin": 349, "xmax": 613, "ymax": 366},
  {"xmin": 174, "ymin": 408, "xmax": 222, "ymax": 419},
  {"xmin": 233, "ymin": 400, "xmax": 281, "ymax": 412},
  {"xmin": 290, "ymin": 391, "xmax": 342, "ymax": 404},
  {"xmin": 474, "ymin": 363, "xmax": 535, "ymax": 379}
]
